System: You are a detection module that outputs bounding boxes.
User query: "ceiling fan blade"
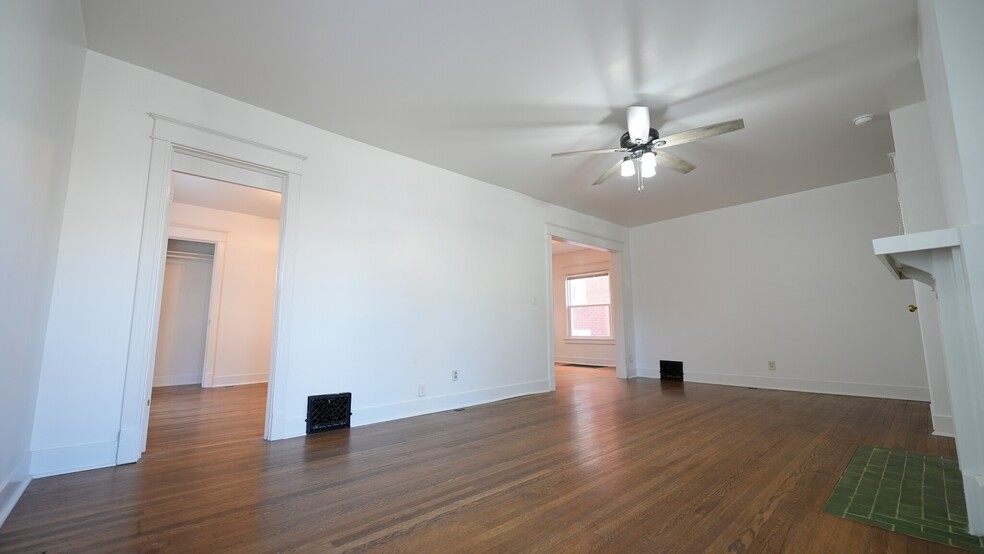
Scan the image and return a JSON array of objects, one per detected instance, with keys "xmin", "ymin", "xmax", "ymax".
[
  {"xmin": 591, "ymin": 159, "xmax": 625, "ymax": 186},
  {"xmin": 627, "ymin": 106, "xmax": 650, "ymax": 144},
  {"xmin": 653, "ymin": 119, "xmax": 745, "ymax": 149},
  {"xmin": 653, "ymin": 150, "xmax": 696, "ymax": 174},
  {"xmin": 551, "ymin": 147, "xmax": 626, "ymax": 157}
]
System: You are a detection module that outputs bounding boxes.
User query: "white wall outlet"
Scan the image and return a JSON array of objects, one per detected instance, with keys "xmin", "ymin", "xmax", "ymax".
[
  {"xmin": 418, "ymin": 383, "xmax": 426, "ymax": 397},
  {"xmin": 768, "ymin": 361, "xmax": 777, "ymax": 371},
  {"xmin": 451, "ymin": 370, "xmax": 459, "ymax": 381}
]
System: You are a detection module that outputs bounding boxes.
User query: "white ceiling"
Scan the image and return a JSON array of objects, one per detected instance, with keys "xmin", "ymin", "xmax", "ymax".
[
  {"xmin": 80, "ymin": 0, "xmax": 923, "ymax": 227},
  {"xmin": 551, "ymin": 240, "xmax": 592, "ymax": 256},
  {"xmin": 172, "ymin": 172, "xmax": 281, "ymax": 220}
]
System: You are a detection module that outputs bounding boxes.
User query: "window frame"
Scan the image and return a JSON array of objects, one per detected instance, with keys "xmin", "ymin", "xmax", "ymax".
[{"xmin": 564, "ymin": 270, "xmax": 614, "ymax": 343}]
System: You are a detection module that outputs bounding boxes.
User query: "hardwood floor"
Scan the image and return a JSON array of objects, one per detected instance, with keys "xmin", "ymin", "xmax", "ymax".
[{"xmin": 0, "ymin": 367, "xmax": 963, "ymax": 552}]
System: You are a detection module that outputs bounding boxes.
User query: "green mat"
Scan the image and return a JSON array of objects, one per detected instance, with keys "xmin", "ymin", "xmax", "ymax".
[{"xmin": 824, "ymin": 445, "xmax": 983, "ymax": 551}]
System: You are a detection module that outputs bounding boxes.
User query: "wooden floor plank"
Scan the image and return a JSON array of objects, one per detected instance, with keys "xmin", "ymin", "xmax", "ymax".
[{"xmin": 0, "ymin": 366, "xmax": 967, "ymax": 552}]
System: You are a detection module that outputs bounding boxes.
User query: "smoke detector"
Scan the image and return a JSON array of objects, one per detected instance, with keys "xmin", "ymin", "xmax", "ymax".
[{"xmin": 853, "ymin": 114, "xmax": 874, "ymax": 126}]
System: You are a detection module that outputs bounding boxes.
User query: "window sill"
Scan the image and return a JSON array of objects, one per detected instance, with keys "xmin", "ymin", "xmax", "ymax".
[{"xmin": 564, "ymin": 338, "xmax": 615, "ymax": 345}]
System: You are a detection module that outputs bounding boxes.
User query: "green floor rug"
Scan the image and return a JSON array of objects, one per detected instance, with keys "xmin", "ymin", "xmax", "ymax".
[{"xmin": 824, "ymin": 445, "xmax": 983, "ymax": 551}]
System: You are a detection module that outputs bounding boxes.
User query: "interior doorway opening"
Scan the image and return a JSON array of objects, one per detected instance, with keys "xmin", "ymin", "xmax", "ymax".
[
  {"xmin": 118, "ymin": 115, "xmax": 304, "ymax": 465},
  {"xmin": 146, "ymin": 169, "xmax": 282, "ymax": 452},
  {"xmin": 551, "ymin": 239, "xmax": 617, "ymax": 377},
  {"xmin": 544, "ymin": 225, "xmax": 633, "ymax": 392}
]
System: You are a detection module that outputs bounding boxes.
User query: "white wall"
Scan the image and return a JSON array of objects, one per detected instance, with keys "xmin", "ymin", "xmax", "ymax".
[
  {"xmin": 552, "ymin": 249, "xmax": 616, "ymax": 366},
  {"xmin": 630, "ymin": 174, "xmax": 930, "ymax": 400},
  {"xmin": 29, "ymin": 51, "xmax": 629, "ymax": 477},
  {"xmin": 153, "ymin": 255, "xmax": 213, "ymax": 387},
  {"xmin": 0, "ymin": 0, "xmax": 86, "ymax": 523},
  {"xmin": 890, "ymin": 101, "xmax": 952, "ymax": 436},
  {"xmin": 170, "ymin": 202, "xmax": 280, "ymax": 387},
  {"xmin": 917, "ymin": 0, "xmax": 984, "ymax": 227},
  {"xmin": 917, "ymin": 1, "xmax": 984, "ymax": 532}
]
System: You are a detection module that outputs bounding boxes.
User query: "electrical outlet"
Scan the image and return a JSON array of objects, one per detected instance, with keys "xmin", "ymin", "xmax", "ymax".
[
  {"xmin": 768, "ymin": 361, "xmax": 777, "ymax": 371},
  {"xmin": 451, "ymin": 370, "xmax": 459, "ymax": 381},
  {"xmin": 418, "ymin": 383, "xmax": 426, "ymax": 397}
]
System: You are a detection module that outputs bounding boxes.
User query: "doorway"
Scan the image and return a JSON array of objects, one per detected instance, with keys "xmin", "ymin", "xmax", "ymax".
[
  {"xmin": 146, "ymin": 170, "xmax": 282, "ymax": 451},
  {"xmin": 543, "ymin": 225, "xmax": 633, "ymax": 391},
  {"xmin": 551, "ymin": 239, "xmax": 617, "ymax": 377},
  {"xmin": 154, "ymin": 238, "xmax": 215, "ymax": 387},
  {"xmin": 118, "ymin": 115, "xmax": 304, "ymax": 465}
]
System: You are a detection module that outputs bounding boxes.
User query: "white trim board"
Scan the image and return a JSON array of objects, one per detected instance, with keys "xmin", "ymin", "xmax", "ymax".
[
  {"xmin": 634, "ymin": 368, "xmax": 930, "ymax": 402},
  {"xmin": 932, "ymin": 414, "xmax": 956, "ymax": 437},
  {"xmin": 282, "ymin": 380, "xmax": 550, "ymax": 439},
  {"xmin": 0, "ymin": 453, "xmax": 31, "ymax": 528},
  {"xmin": 555, "ymin": 356, "xmax": 617, "ymax": 367},
  {"xmin": 212, "ymin": 373, "xmax": 269, "ymax": 387},
  {"xmin": 30, "ymin": 440, "xmax": 118, "ymax": 479},
  {"xmin": 152, "ymin": 374, "xmax": 203, "ymax": 387}
]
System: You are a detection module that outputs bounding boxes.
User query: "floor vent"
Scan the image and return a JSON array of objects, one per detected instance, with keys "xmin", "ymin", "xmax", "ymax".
[
  {"xmin": 306, "ymin": 393, "xmax": 352, "ymax": 434},
  {"xmin": 660, "ymin": 360, "xmax": 684, "ymax": 380}
]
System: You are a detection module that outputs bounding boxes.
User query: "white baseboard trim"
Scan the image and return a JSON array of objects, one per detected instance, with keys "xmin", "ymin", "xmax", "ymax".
[
  {"xmin": 211, "ymin": 373, "xmax": 268, "ymax": 387},
  {"xmin": 0, "ymin": 453, "xmax": 31, "ymax": 528},
  {"xmin": 282, "ymin": 379, "xmax": 551, "ymax": 439},
  {"xmin": 116, "ymin": 427, "xmax": 141, "ymax": 465},
  {"xmin": 634, "ymin": 368, "xmax": 930, "ymax": 402},
  {"xmin": 932, "ymin": 413, "xmax": 956, "ymax": 437},
  {"xmin": 153, "ymin": 374, "xmax": 202, "ymax": 387},
  {"xmin": 30, "ymin": 440, "xmax": 118, "ymax": 478},
  {"xmin": 555, "ymin": 356, "xmax": 616, "ymax": 367}
]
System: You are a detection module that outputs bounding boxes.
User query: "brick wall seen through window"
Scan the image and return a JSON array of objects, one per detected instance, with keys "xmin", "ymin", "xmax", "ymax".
[{"xmin": 566, "ymin": 273, "xmax": 611, "ymax": 338}]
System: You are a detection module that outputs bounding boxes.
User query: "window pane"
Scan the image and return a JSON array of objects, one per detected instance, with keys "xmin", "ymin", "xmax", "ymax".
[
  {"xmin": 567, "ymin": 274, "xmax": 610, "ymax": 306},
  {"xmin": 570, "ymin": 305, "xmax": 611, "ymax": 337}
]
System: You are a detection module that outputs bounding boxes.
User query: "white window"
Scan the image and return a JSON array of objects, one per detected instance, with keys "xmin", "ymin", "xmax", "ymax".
[{"xmin": 566, "ymin": 272, "xmax": 612, "ymax": 339}]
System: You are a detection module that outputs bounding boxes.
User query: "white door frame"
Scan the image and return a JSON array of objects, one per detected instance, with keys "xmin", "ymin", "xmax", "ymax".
[
  {"xmin": 117, "ymin": 114, "xmax": 305, "ymax": 464},
  {"xmin": 167, "ymin": 225, "xmax": 228, "ymax": 388},
  {"xmin": 543, "ymin": 224, "xmax": 635, "ymax": 391}
]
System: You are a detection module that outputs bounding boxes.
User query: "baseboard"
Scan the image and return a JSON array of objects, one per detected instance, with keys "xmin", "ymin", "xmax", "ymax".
[
  {"xmin": 555, "ymin": 356, "xmax": 616, "ymax": 367},
  {"xmin": 931, "ymin": 413, "xmax": 956, "ymax": 437},
  {"xmin": 636, "ymin": 367, "xmax": 660, "ymax": 379},
  {"xmin": 0, "ymin": 453, "xmax": 31, "ymax": 528},
  {"xmin": 30, "ymin": 440, "xmax": 118, "ymax": 478},
  {"xmin": 153, "ymin": 373, "xmax": 202, "ymax": 387},
  {"xmin": 634, "ymin": 368, "xmax": 930, "ymax": 402},
  {"xmin": 211, "ymin": 373, "xmax": 268, "ymax": 387},
  {"xmin": 282, "ymin": 379, "xmax": 551, "ymax": 439}
]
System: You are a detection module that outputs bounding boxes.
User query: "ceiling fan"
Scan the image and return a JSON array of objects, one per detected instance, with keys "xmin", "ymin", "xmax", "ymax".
[{"xmin": 552, "ymin": 106, "xmax": 744, "ymax": 191}]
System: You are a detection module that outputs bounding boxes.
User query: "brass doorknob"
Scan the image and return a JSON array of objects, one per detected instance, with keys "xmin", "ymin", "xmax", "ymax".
[{"xmin": 908, "ymin": 304, "xmax": 918, "ymax": 312}]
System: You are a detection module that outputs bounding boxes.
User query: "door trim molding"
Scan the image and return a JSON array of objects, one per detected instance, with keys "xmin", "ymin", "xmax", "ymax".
[
  {"xmin": 117, "ymin": 115, "xmax": 305, "ymax": 464},
  {"xmin": 167, "ymin": 225, "xmax": 228, "ymax": 388}
]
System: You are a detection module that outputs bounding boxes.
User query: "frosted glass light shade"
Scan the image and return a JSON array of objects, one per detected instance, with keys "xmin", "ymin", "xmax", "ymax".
[
  {"xmin": 620, "ymin": 158, "xmax": 635, "ymax": 177},
  {"xmin": 640, "ymin": 152, "xmax": 657, "ymax": 178}
]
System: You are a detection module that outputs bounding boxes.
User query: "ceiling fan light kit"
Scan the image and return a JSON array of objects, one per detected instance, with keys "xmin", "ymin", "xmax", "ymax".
[
  {"xmin": 620, "ymin": 158, "xmax": 635, "ymax": 177},
  {"xmin": 640, "ymin": 152, "xmax": 657, "ymax": 178},
  {"xmin": 552, "ymin": 106, "xmax": 745, "ymax": 191}
]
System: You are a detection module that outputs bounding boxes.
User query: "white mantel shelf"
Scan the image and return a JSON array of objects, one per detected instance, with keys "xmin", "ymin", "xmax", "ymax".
[
  {"xmin": 873, "ymin": 228, "xmax": 961, "ymax": 286},
  {"xmin": 873, "ymin": 225, "xmax": 984, "ymax": 535}
]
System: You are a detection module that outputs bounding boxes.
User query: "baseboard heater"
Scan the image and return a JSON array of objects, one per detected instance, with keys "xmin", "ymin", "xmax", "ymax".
[
  {"xmin": 306, "ymin": 393, "xmax": 352, "ymax": 434},
  {"xmin": 660, "ymin": 360, "xmax": 683, "ymax": 380}
]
